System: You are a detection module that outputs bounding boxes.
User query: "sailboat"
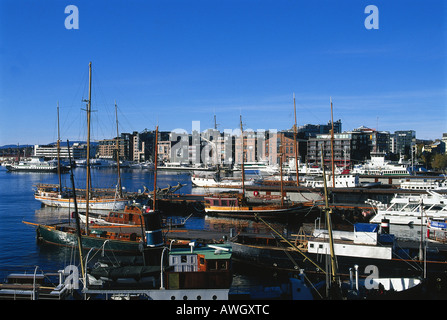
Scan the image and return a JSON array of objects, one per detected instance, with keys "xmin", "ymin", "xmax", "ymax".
[
  {"xmin": 203, "ymin": 115, "xmax": 305, "ymax": 219},
  {"xmin": 34, "ymin": 63, "xmax": 128, "ymax": 212},
  {"xmin": 25, "ymin": 110, "xmax": 165, "ymax": 262}
]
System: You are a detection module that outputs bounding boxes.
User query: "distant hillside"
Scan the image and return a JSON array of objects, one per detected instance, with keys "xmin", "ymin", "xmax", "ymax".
[{"xmin": 0, "ymin": 144, "xmax": 33, "ymax": 149}]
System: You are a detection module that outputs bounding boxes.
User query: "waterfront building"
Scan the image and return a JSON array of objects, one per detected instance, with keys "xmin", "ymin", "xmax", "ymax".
[
  {"xmin": 442, "ymin": 133, "xmax": 447, "ymax": 154},
  {"xmin": 97, "ymin": 137, "xmax": 130, "ymax": 160},
  {"xmin": 394, "ymin": 130, "xmax": 416, "ymax": 157},
  {"xmin": 158, "ymin": 141, "xmax": 171, "ymax": 162},
  {"xmin": 297, "ymin": 119, "xmax": 342, "ymax": 138},
  {"xmin": 307, "ymin": 131, "xmax": 369, "ymax": 167},
  {"xmin": 34, "ymin": 143, "xmax": 90, "ymax": 159},
  {"xmin": 264, "ymin": 131, "xmax": 296, "ymax": 165},
  {"xmin": 352, "ymin": 126, "xmax": 391, "ymax": 153},
  {"xmin": 235, "ymin": 130, "xmax": 259, "ymax": 164},
  {"xmin": 131, "ymin": 129, "xmax": 169, "ymax": 163}
]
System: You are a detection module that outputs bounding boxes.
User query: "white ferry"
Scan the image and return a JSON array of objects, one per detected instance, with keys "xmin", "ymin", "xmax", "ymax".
[
  {"xmin": 352, "ymin": 152, "xmax": 410, "ymax": 176},
  {"xmin": 5, "ymin": 157, "xmax": 69, "ymax": 173},
  {"xmin": 399, "ymin": 178, "xmax": 447, "ymax": 191},
  {"xmin": 369, "ymin": 191, "xmax": 447, "ymax": 225},
  {"xmin": 303, "ymin": 174, "xmax": 360, "ymax": 188}
]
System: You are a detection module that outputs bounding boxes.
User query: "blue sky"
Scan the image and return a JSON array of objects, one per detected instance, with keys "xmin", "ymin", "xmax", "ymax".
[{"xmin": 0, "ymin": 0, "xmax": 445, "ymax": 146}]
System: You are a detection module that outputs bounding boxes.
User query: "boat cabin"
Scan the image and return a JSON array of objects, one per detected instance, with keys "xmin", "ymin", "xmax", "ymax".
[
  {"xmin": 105, "ymin": 205, "xmax": 145, "ymax": 225},
  {"xmin": 166, "ymin": 243, "xmax": 232, "ymax": 290},
  {"xmin": 204, "ymin": 194, "xmax": 240, "ymax": 209}
]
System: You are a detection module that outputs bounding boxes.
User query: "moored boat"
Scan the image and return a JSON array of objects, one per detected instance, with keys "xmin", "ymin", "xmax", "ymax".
[
  {"xmin": 34, "ymin": 183, "xmax": 128, "ymax": 211},
  {"xmin": 230, "ymin": 222, "xmax": 447, "ymax": 280},
  {"xmin": 6, "ymin": 157, "xmax": 69, "ymax": 173},
  {"xmin": 83, "ymin": 243, "xmax": 233, "ymax": 300},
  {"xmin": 191, "ymin": 174, "xmax": 262, "ymax": 188},
  {"xmin": 204, "ymin": 192, "xmax": 305, "ymax": 219},
  {"xmin": 369, "ymin": 191, "xmax": 447, "ymax": 226}
]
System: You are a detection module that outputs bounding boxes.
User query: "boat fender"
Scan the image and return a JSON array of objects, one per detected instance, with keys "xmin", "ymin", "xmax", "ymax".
[
  {"xmin": 380, "ymin": 218, "xmax": 390, "ymax": 234},
  {"xmin": 253, "ymin": 191, "xmax": 259, "ymax": 196}
]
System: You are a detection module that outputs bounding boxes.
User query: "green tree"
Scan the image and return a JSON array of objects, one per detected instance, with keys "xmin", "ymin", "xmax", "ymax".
[{"xmin": 431, "ymin": 154, "xmax": 447, "ymax": 170}]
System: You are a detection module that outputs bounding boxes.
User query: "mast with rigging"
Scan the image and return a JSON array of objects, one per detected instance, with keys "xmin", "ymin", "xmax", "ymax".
[
  {"xmin": 83, "ymin": 62, "xmax": 92, "ymax": 235},
  {"xmin": 56, "ymin": 102, "xmax": 62, "ymax": 194},
  {"xmin": 330, "ymin": 97, "xmax": 335, "ymax": 188},
  {"xmin": 293, "ymin": 93, "xmax": 300, "ymax": 187},
  {"xmin": 239, "ymin": 115, "xmax": 246, "ymax": 199},
  {"xmin": 153, "ymin": 125, "xmax": 159, "ymax": 210},
  {"xmin": 115, "ymin": 101, "xmax": 123, "ymax": 198}
]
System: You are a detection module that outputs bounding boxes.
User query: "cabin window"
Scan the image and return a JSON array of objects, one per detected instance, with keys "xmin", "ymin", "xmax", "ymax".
[
  {"xmin": 218, "ymin": 261, "xmax": 228, "ymax": 270},
  {"xmin": 181, "ymin": 255, "xmax": 187, "ymax": 263},
  {"xmin": 200, "ymin": 257, "xmax": 205, "ymax": 265},
  {"xmin": 221, "ymin": 200, "xmax": 229, "ymax": 206},
  {"xmin": 209, "ymin": 260, "xmax": 218, "ymax": 270},
  {"xmin": 229, "ymin": 200, "xmax": 236, "ymax": 207}
]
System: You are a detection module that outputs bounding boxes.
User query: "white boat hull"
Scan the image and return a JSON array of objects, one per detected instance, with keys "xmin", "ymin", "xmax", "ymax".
[
  {"xmin": 35, "ymin": 195, "xmax": 128, "ymax": 211},
  {"xmin": 192, "ymin": 176, "xmax": 259, "ymax": 188}
]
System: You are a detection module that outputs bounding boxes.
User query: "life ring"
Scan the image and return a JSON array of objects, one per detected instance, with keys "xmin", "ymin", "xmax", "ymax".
[{"xmin": 253, "ymin": 191, "xmax": 259, "ymax": 196}]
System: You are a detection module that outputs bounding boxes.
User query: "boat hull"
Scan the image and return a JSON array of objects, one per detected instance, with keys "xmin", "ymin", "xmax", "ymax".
[
  {"xmin": 36, "ymin": 225, "xmax": 144, "ymax": 254},
  {"xmin": 230, "ymin": 240, "xmax": 447, "ymax": 279},
  {"xmin": 205, "ymin": 204, "xmax": 304, "ymax": 219},
  {"xmin": 6, "ymin": 166, "xmax": 61, "ymax": 173},
  {"xmin": 35, "ymin": 195, "xmax": 128, "ymax": 211}
]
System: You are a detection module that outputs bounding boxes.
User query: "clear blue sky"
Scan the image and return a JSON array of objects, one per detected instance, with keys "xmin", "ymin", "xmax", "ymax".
[{"xmin": 0, "ymin": 0, "xmax": 445, "ymax": 146}]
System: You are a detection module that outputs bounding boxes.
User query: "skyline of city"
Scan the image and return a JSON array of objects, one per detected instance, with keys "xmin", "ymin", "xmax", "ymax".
[{"xmin": 1, "ymin": 1, "xmax": 445, "ymax": 146}]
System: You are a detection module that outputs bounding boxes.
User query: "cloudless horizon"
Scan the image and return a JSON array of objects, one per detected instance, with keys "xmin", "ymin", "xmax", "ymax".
[{"xmin": 0, "ymin": 0, "xmax": 446, "ymax": 146}]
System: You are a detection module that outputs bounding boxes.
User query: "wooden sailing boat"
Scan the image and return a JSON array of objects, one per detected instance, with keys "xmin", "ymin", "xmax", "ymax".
[
  {"xmin": 25, "ymin": 137, "xmax": 164, "ymax": 263},
  {"xmin": 34, "ymin": 63, "xmax": 128, "ymax": 212},
  {"xmin": 25, "ymin": 138, "xmax": 147, "ymax": 254},
  {"xmin": 203, "ymin": 116, "xmax": 304, "ymax": 219}
]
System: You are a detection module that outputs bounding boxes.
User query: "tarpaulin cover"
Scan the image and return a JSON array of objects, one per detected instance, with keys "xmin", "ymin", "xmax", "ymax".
[{"xmin": 354, "ymin": 223, "xmax": 379, "ymax": 233}]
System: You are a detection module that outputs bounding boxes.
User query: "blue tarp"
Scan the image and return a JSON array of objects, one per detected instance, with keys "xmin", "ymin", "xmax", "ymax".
[{"xmin": 354, "ymin": 223, "xmax": 379, "ymax": 233}]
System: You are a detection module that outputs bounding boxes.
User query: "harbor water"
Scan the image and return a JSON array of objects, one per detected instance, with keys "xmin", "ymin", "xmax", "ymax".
[
  {"xmin": 0, "ymin": 165, "xmax": 291, "ymax": 292},
  {"xmin": 1, "ymin": 165, "xmax": 446, "ymax": 299}
]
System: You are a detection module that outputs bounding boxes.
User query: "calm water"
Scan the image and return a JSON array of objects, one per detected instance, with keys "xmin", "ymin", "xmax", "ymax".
[
  {"xmin": 0, "ymin": 165, "xmax": 280, "ymax": 288},
  {"xmin": 1, "ymin": 165, "xmax": 446, "ymax": 299},
  {"xmin": 0, "ymin": 166, "xmax": 193, "ymax": 280}
]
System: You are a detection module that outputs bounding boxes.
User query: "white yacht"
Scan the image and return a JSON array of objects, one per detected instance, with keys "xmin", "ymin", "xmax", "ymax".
[
  {"xmin": 303, "ymin": 174, "xmax": 360, "ymax": 188},
  {"xmin": 399, "ymin": 178, "xmax": 447, "ymax": 191},
  {"xmin": 352, "ymin": 152, "xmax": 410, "ymax": 176},
  {"xmin": 5, "ymin": 157, "xmax": 68, "ymax": 173},
  {"xmin": 233, "ymin": 160, "xmax": 279, "ymax": 176},
  {"xmin": 369, "ymin": 191, "xmax": 447, "ymax": 225},
  {"xmin": 191, "ymin": 174, "xmax": 262, "ymax": 188}
]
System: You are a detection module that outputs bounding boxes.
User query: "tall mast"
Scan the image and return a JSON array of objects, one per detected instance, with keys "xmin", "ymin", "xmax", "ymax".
[
  {"xmin": 153, "ymin": 125, "xmax": 159, "ymax": 210},
  {"xmin": 321, "ymin": 149, "xmax": 339, "ymax": 297},
  {"xmin": 293, "ymin": 93, "xmax": 300, "ymax": 187},
  {"xmin": 67, "ymin": 139, "xmax": 85, "ymax": 280},
  {"xmin": 330, "ymin": 97, "xmax": 335, "ymax": 188},
  {"xmin": 57, "ymin": 102, "xmax": 62, "ymax": 194},
  {"xmin": 239, "ymin": 115, "xmax": 245, "ymax": 199},
  {"xmin": 279, "ymin": 134, "xmax": 284, "ymax": 207},
  {"xmin": 84, "ymin": 62, "xmax": 92, "ymax": 235},
  {"xmin": 115, "ymin": 101, "xmax": 122, "ymax": 198}
]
